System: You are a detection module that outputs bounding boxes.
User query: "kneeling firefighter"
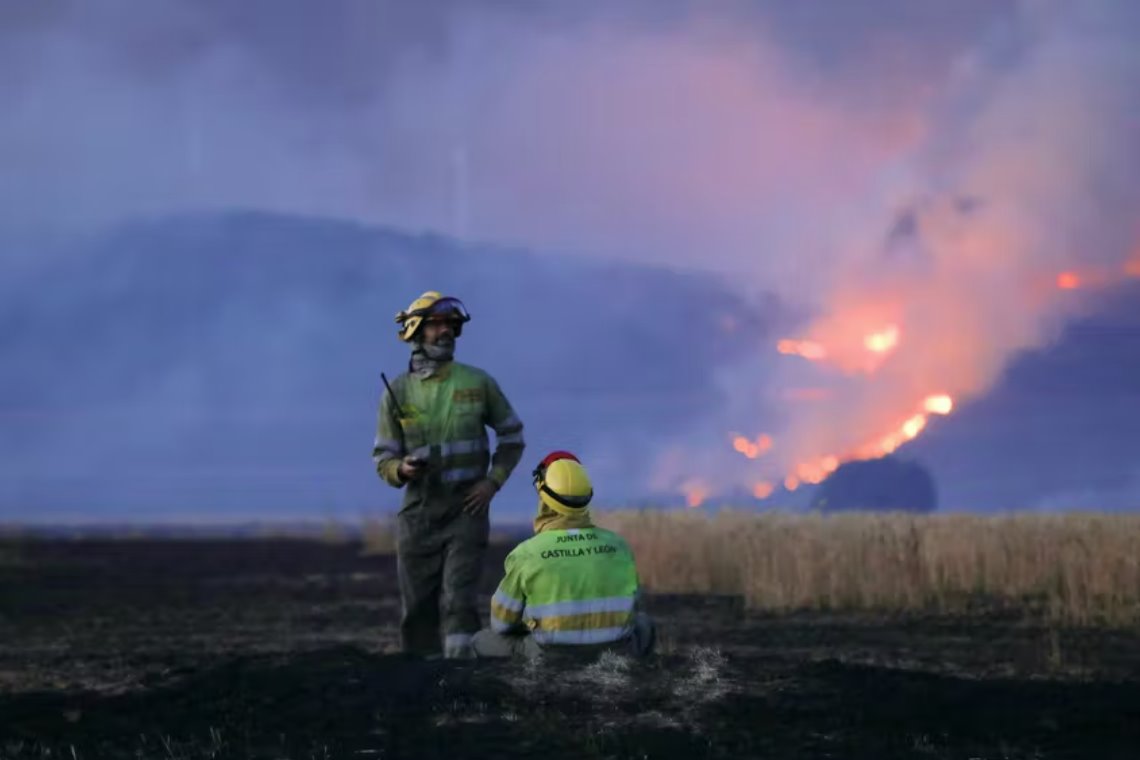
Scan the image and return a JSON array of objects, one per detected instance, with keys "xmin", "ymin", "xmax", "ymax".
[{"xmin": 471, "ymin": 451, "xmax": 656, "ymax": 659}]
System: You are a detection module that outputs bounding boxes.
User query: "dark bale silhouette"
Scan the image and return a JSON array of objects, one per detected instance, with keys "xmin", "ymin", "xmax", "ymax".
[{"xmin": 811, "ymin": 456, "xmax": 938, "ymax": 513}]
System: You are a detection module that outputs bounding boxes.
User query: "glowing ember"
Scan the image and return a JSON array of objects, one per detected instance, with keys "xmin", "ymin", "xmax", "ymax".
[
  {"xmin": 732, "ymin": 433, "xmax": 773, "ymax": 459},
  {"xmin": 863, "ymin": 324, "xmax": 900, "ymax": 354},
  {"xmin": 784, "ymin": 475, "xmax": 800, "ymax": 492},
  {"xmin": 863, "ymin": 426, "xmax": 910, "ymax": 458},
  {"xmin": 680, "ymin": 479, "xmax": 708, "ymax": 508},
  {"xmin": 924, "ymin": 394, "xmax": 954, "ymax": 415},
  {"xmin": 1056, "ymin": 272, "xmax": 1081, "ymax": 290},
  {"xmin": 902, "ymin": 414, "xmax": 927, "ymax": 440},
  {"xmin": 752, "ymin": 481, "xmax": 774, "ymax": 499},
  {"xmin": 777, "ymin": 339, "xmax": 827, "ymax": 360},
  {"xmin": 796, "ymin": 461, "xmax": 827, "ymax": 485}
]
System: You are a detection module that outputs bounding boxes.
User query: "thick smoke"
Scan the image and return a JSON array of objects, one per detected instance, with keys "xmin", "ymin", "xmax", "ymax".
[
  {"xmin": 2, "ymin": 0, "xmax": 1138, "ymax": 505},
  {"xmin": 703, "ymin": 0, "xmax": 1140, "ymax": 498},
  {"xmin": 0, "ymin": 0, "xmax": 996, "ymax": 248}
]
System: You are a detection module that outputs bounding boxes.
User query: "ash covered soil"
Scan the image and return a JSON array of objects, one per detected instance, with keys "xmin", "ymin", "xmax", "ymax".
[{"xmin": 1, "ymin": 539, "xmax": 1138, "ymax": 759}]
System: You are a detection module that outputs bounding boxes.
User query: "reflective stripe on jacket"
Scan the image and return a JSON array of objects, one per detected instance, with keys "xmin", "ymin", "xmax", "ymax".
[
  {"xmin": 489, "ymin": 527, "xmax": 640, "ymax": 645},
  {"xmin": 372, "ymin": 362, "xmax": 525, "ymax": 503}
]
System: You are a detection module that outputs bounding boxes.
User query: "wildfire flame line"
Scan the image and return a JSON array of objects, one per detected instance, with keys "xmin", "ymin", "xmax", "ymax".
[
  {"xmin": 733, "ymin": 392, "xmax": 954, "ymax": 501},
  {"xmin": 683, "ymin": 256, "xmax": 1140, "ymax": 509}
]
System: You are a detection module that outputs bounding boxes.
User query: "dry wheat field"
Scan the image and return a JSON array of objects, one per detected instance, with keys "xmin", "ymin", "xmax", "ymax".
[
  {"xmin": 2, "ymin": 510, "xmax": 1139, "ymax": 759},
  {"xmin": 597, "ymin": 509, "xmax": 1140, "ymax": 625}
]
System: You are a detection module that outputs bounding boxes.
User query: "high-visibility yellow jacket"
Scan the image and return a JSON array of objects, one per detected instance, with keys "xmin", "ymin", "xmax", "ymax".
[
  {"xmin": 372, "ymin": 362, "xmax": 525, "ymax": 507},
  {"xmin": 489, "ymin": 526, "xmax": 641, "ymax": 645}
]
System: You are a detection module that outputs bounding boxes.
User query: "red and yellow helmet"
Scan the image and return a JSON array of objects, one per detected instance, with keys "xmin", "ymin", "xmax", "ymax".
[{"xmin": 532, "ymin": 451, "xmax": 593, "ymax": 515}]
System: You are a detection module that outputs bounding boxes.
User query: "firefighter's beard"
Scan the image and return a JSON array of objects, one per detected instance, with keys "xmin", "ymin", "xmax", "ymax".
[
  {"xmin": 422, "ymin": 335, "xmax": 455, "ymax": 359},
  {"xmin": 410, "ymin": 336, "xmax": 455, "ymax": 378}
]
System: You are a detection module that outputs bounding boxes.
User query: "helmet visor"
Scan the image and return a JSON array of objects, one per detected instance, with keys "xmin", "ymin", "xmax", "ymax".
[{"xmin": 417, "ymin": 296, "xmax": 470, "ymax": 322}]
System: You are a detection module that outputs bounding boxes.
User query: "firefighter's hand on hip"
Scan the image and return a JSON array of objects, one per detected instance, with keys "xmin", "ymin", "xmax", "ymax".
[
  {"xmin": 398, "ymin": 455, "xmax": 426, "ymax": 482},
  {"xmin": 462, "ymin": 479, "xmax": 498, "ymax": 516}
]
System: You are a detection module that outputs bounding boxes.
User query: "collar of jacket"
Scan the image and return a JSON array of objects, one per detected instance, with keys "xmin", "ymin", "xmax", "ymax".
[
  {"xmin": 533, "ymin": 499, "xmax": 594, "ymax": 533},
  {"xmin": 409, "ymin": 361, "xmax": 453, "ymax": 382}
]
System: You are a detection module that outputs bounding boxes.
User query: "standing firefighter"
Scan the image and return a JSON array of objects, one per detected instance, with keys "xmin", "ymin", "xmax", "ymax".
[
  {"xmin": 373, "ymin": 291, "xmax": 526, "ymax": 659},
  {"xmin": 471, "ymin": 451, "xmax": 656, "ymax": 659}
]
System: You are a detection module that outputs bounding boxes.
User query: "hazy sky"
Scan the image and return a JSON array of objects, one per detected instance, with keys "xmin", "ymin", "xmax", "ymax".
[
  {"xmin": 1, "ymin": 0, "xmax": 1011, "ymax": 258},
  {"xmin": 2, "ymin": 0, "xmax": 1139, "ymax": 515}
]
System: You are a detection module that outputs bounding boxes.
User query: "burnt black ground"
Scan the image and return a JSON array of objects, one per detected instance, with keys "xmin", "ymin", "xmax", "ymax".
[{"xmin": 1, "ymin": 538, "xmax": 1139, "ymax": 759}]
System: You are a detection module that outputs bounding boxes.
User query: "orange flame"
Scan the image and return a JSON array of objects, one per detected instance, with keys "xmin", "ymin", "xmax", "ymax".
[
  {"xmin": 732, "ymin": 433, "xmax": 773, "ymax": 459},
  {"xmin": 901, "ymin": 414, "xmax": 927, "ymax": 440},
  {"xmin": 776, "ymin": 301, "xmax": 905, "ymax": 376},
  {"xmin": 863, "ymin": 324, "xmax": 900, "ymax": 354},
  {"xmin": 796, "ymin": 460, "xmax": 828, "ymax": 485},
  {"xmin": 1056, "ymin": 271, "xmax": 1081, "ymax": 290},
  {"xmin": 680, "ymin": 479, "xmax": 708, "ymax": 508},
  {"xmin": 748, "ymin": 244, "xmax": 1134, "ymax": 501},
  {"xmin": 752, "ymin": 481, "xmax": 774, "ymax": 499},
  {"xmin": 777, "ymin": 339, "xmax": 827, "ymax": 360},
  {"xmin": 779, "ymin": 393, "xmax": 957, "ymax": 489},
  {"xmin": 923, "ymin": 394, "xmax": 954, "ymax": 415}
]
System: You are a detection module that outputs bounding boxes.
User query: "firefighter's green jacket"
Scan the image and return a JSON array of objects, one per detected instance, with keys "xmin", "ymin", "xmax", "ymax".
[
  {"xmin": 372, "ymin": 362, "xmax": 525, "ymax": 507},
  {"xmin": 489, "ymin": 526, "xmax": 641, "ymax": 645}
]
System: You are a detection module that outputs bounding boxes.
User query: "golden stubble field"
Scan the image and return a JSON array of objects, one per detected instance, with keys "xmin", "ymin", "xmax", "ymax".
[{"xmin": 596, "ymin": 509, "xmax": 1140, "ymax": 625}]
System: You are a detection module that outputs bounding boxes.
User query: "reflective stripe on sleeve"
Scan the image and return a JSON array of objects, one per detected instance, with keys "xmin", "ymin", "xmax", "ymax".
[
  {"xmin": 532, "ymin": 627, "xmax": 628, "ymax": 645},
  {"xmin": 490, "ymin": 617, "xmax": 515, "ymax": 633},
  {"xmin": 441, "ymin": 466, "xmax": 484, "ymax": 483},
  {"xmin": 441, "ymin": 439, "xmax": 488, "ymax": 457},
  {"xmin": 492, "ymin": 589, "xmax": 524, "ymax": 613},
  {"xmin": 524, "ymin": 595, "xmax": 634, "ymax": 619},
  {"xmin": 494, "ymin": 413, "xmax": 523, "ymax": 434},
  {"xmin": 373, "ymin": 436, "xmax": 403, "ymax": 454}
]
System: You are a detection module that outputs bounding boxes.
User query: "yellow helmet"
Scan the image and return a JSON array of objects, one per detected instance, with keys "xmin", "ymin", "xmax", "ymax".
[
  {"xmin": 394, "ymin": 291, "xmax": 471, "ymax": 342},
  {"xmin": 533, "ymin": 453, "xmax": 593, "ymax": 516}
]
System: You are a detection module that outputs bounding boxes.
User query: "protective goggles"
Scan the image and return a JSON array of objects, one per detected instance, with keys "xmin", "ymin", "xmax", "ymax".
[
  {"xmin": 410, "ymin": 297, "xmax": 471, "ymax": 323},
  {"xmin": 539, "ymin": 482, "xmax": 593, "ymax": 510}
]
